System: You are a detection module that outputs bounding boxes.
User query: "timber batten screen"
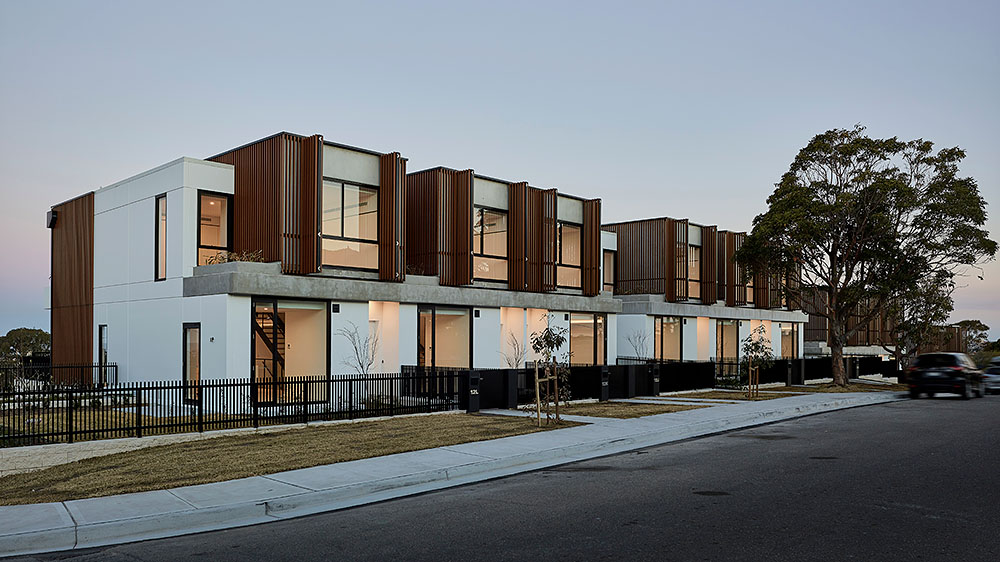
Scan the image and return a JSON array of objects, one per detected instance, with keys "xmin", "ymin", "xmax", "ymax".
[
  {"xmin": 581, "ymin": 199, "xmax": 602, "ymax": 296},
  {"xmin": 700, "ymin": 225, "xmax": 718, "ymax": 305},
  {"xmin": 507, "ymin": 182, "xmax": 527, "ymax": 291},
  {"xmin": 50, "ymin": 193, "xmax": 94, "ymax": 369},
  {"xmin": 406, "ymin": 167, "xmax": 473, "ymax": 285},
  {"xmin": 404, "ymin": 169, "xmax": 439, "ymax": 276},
  {"xmin": 602, "ymin": 218, "xmax": 667, "ymax": 296},
  {"xmin": 209, "ymin": 132, "xmax": 323, "ymax": 274},
  {"xmin": 378, "ymin": 152, "xmax": 406, "ymax": 282}
]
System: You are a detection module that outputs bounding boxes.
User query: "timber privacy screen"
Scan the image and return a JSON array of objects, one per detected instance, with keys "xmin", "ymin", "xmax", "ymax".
[{"xmin": 1, "ymin": 371, "xmax": 461, "ymax": 448}]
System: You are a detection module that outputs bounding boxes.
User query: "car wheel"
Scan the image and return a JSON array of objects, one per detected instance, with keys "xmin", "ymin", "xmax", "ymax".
[
  {"xmin": 975, "ymin": 383, "xmax": 984, "ymax": 398},
  {"xmin": 961, "ymin": 381, "xmax": 970, "ymax": 400}
]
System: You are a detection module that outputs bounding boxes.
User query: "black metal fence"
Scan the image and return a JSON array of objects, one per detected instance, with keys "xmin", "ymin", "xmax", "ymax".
[
  {"xmin": 1, "ymin": 362, "xmax": 119, "ymax": 391},
  {"xmin": 1, "ymin": 371, "xmax": 461, "ymax": 448}
]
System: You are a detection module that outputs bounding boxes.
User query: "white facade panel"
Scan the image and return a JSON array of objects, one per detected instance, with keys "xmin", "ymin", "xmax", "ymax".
[
  {"xmin": 688, "ymin": 224, "xmax": 701, "ymax": 246},
  {"xmin": 606, "ymin": 313, "xmax": 617, "ymax": 364},
  {"xmin": 557, "ymin": 196, "xmax": 583, "ymax": 223},
  {"xmin": 329, "ymin": 301, "xmax": 371, "ymax": 374},
  {"xmin": 398, "ymin": 304, "xmax": 418, "ymax": 369},
  {"xmin": 473, "ymin": 307, "xmax": 503, "ymax": 369},
  {"xmin": 323, "ymin": 145, "xmax": 380, "ymax": 186},
  {"xmin": 682, "ymin": 317, "xmax": 698, "ymax": 361},
  {"xmin": 473, "ymin": 177, "xmax": 508, "ymax": 210},
  {"xmin": 616, "ymin": 314, "xmax": 652, "ymax": 359}
]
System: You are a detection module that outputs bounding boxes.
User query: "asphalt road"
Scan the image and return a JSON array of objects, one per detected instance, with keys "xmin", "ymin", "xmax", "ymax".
[{"xmin": 17, "ymin": 395, "xmax": 1000, "ymax": 562}]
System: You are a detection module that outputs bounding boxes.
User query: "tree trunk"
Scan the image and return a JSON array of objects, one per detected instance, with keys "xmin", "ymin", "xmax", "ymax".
[{"xmin": 830, "ymin": 321, "xmax": 849, "ymax": 387}]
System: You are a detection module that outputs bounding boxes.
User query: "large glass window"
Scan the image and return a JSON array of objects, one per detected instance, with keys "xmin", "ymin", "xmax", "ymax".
[
  {"xmin": 653, "ymin": 316, "xmax": 683, "ymax": 361},
  {"xmin": 473, "ymin": 207, "xmax": 508, "ymax": 281},
  {"xmin": 688, "ymin": 245, "xmax": 701, "ymax": 300},
  {"xmin": 746, "ymin": 275, "xmax": 755, "ymax": 306},
  {"xmin": 322, "ymin": 180, "xmax": 378, "ymax": 270},
  {"xmin": 155, "ymin": 194, "xmax": 167, "ymax": 281},
  {"xmin": 716, "ymin": 319, "xmax": 739, "ymax": 361},
  {"xmin": 570, "ymin": 313, "xmax": 607, "ymax": 365},
  {"xmin": 557, "ymin": 222, "xmax": 582, "ymax": 288},
  {"xmin": 603, "ymin": 250, "xmax": 615, "ymax": 292},
  {"xmin": 197, "ymin": 192, "xmax": 232, "ymax": 265},
  {"xmin": 417, "ymin": 306, "xmax": 471, "ymax": 368},
  {"xmin": 781, "ymin": 323, "xmax": 799, "ymax": 359},
  {"xmin": 183, "ymin": 323, "xmax": 200, "ymax": 402}
]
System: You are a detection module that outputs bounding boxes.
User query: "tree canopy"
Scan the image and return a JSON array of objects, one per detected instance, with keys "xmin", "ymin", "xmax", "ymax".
[
  {"xmin": 736, "ymin": 125, "xmax": 996, "ymax": 385},
  {"xmin": 0, "ymin": 328, "xmax": 51, "ymax": 362}
]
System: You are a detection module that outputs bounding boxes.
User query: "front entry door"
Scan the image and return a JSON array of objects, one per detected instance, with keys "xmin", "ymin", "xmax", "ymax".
[{"xmin": 252, "ymin": 300, "xmax": 285, "ymax": 404}]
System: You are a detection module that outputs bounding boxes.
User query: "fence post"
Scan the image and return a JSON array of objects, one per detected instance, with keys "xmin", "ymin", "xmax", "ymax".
[
  {"xmin": 66, "ymin": 389, "xmax": 74, "ymax": 444},
  {"xmin": 302, "ymin": 379, "xmax": 309, "ymax": 425},
  {"xmin": 134, "ymin": 386, "xmax": 142, "ymax": 438},
  {"xmin": 197, "ymin": 383, "xmax": 204, "ymax": 433}
]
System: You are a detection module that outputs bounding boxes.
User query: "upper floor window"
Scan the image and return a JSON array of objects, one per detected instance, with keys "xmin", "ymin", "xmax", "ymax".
[
  {"xmin": 557, "ymin": 222, "xmax": 581, "ymax": 288},
  {"xmin": 746, "ymin": 274, "xmax": 755, "ymax": 306},
  {"xmin": 688, "ymin": 245, "xmax": 701, "ymax": 300},
  {"xmin": 197, "ymin": 192, "xmax": 232, "ymax": 265},
  {"xmin": 155, "ymin": 194, "xmax": 167, "ymax": 281},
  {"xmin": 473, "ymin": 207, "xmax": 507, "ymax": 281},
  {"xmin": 322, "ymin": 179, "xmax": 378, "ymax": 270},
  {"xmin": 603, "ymin": 250, "xmax": 615, "ymax": 292}
]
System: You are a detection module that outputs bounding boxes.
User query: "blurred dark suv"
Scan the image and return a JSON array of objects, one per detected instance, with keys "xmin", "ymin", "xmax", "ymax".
[{"xmin": 906, "ymin": 353, "xmax": 984, "ymax": 399}]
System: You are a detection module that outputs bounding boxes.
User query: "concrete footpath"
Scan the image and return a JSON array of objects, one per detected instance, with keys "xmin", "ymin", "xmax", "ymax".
[{"xmin": 0, "ymin": 391, "xmax": 902, "ymax": 558}]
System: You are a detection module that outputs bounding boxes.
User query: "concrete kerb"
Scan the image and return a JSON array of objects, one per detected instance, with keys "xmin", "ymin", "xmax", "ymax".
[{"xmin": 0, "ymin": 392, "xmax": 903, "ymax": 558}]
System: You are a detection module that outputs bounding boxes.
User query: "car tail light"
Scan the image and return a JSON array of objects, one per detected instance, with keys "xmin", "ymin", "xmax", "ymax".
[{"xmin": 951, "ymin": 366, "xmax": 963, "ymax": 371}]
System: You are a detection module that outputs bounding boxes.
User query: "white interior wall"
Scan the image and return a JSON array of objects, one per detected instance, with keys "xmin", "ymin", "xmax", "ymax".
[
  {"xmin": 282, "ymin": 305, "xmax": 327, "ymax": 379},
  {"xmin": 696, "ymin": 317, "xmax": 712, "ymax": 360},
  {"xmin": 369, "ymin": 301, "xmax": 400, "ymax": 373},
  {"xmin": 499, "ymin": 307, "xmax": 527, "ymax": 368},
  {"xmin": 549, "ymin": 311, "xmax": 571, "ymax": 361}
]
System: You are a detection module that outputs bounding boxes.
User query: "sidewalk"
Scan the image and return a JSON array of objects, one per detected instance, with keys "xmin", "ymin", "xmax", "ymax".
[{"xmin": 0, "ymin": 391, "xmax": 903, "ymax": 558}]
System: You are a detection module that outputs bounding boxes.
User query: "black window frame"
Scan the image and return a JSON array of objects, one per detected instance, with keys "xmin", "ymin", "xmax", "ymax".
[
  {"xmin": 196, "ymin": 191, "xmax": 234, "ymax": 265},
  {"xmin": 688, "ymin": 244, "xmax": 701, "ymax": 300},
  {"xmin": 556, "ymin": 221, "xmax": 583, "ymax": 289},
  {"xmin": 568, "ymin": 312, "xmax": 608, "ymax": 366},
  {"xmin": 472, "ymin": 205, "xmax": 509, "ymax": 282},
  {"xmin": 602, "ymin": 250, "xmax": 616, "ymax": 293},
  {"xmin": 320, "ymin": 177, "xmax": 380, "ymax": 272},
  {"xmin": 154, "ymin": 193, "xmax": 167, "ymax": 281},
  {"xmin": 182, "ymin": 322, "xmax": 201, "ymax": 403},
  {"xmin": 416, "ymin": 304, "xmax": 474, "ymax": 369}
]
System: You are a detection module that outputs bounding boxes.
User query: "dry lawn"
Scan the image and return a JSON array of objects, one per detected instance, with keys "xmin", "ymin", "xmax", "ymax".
[
  {"xmin": 0, "ymin": 413, "xmax": 578, "ymax": 506},
  {"xmin": 561, "ymin": 401, "xmax": 706, "ymax": 419}
]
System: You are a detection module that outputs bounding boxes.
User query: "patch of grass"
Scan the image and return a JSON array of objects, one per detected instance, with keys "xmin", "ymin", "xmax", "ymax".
[
  {"xmin": 678, "ymin": 391, "xmax": 803, "ymax": 401},
  {"xmin": 0, "ymin": 413, "xmax": 579, "ymax": 506},
  {"xmin": 561, "ymin": 401, "xmax": 707, "ymax": 419},
  {"xmin": 782, "ymin": 383, "xmax": 908, "ymax": 393}
]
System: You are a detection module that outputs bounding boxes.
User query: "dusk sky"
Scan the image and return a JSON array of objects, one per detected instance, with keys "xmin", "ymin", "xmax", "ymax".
[{"xmin": 1, "ymin": 1, "xmax": 997, "ymax": 337}]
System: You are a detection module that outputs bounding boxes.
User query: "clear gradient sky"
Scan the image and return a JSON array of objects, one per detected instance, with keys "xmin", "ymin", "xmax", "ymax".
[{"xmin": 1, "ymin": 0, "xmax": 997, "ymax": 337}]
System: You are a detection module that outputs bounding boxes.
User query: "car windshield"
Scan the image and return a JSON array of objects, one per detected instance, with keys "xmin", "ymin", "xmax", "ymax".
[{"xmin": 914, "ymin": 354, "xmax": 959, "ymax": 368}]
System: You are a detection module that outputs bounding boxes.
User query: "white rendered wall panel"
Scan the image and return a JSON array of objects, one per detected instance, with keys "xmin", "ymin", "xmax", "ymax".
[{"xmin": 473, "ymin": 307, "xmax": 503, "ymax": 369}]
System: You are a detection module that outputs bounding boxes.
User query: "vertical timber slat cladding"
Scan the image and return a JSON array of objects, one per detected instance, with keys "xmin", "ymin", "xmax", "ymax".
[
  {"xmin": 507, "ymin": 182, "xmax": 527, "ymax": 291},
  {"xmin": 726, "ymin": 231, "xmax": 747, "ymax": 306},
  {"xmin": 754, "ymin": 271, "xmax": 770, "ymax": 309},
  {"xmin": 522, "ymin": 187, "xmax": 557, "ymax": 292},
  {"xmin": 404, "ymin": 168, "xmax": 439, "ymax": 276},
  {"xmin": 700, "ymin": 225, "xmax": 718, "ymax": 304},
  {"xmin": 297, "ymin": 135, "xmax": 322, "ymax": 274},
  {"xmin": 444, "ymin": 169, "xmax": 474, "ymax": 286},
  {"xmin": 281, "ymin": 136, "xmax": 300, "ymax": 274},
  {"xmin": 210, "ymin": 134, "xmax": 284, "ymax": 264},
  {"xmin": 378, "ymin": 152, "xmax": 407, "ymax": 282},
  {"xmin": 665, "ymin": 218, "xmax": 676, "ymax": 301},
  {"xmin": 786, "ymin": 265, "xmax": 802, "ymax": 310},
  {"xmin": 541, "ymin": 188, "xmax": 557, "ymax": 292},
  {"xmin": 672, "ymin": 219, "xmax": 688, "ymax": 302},
  {"xmin": 581, "ymin": 199, "xmax": 602, "ymax": 296},
  {"xmin": 50, "ymin": 193, "xmax": 94, "ymax": 371},
  {"xmin": 601, "ymin": 218, "xmax": 667, "ymax": 295},
  {"xmin": 716, "ymin": 229, "xmax": 728, "ymax": 303}
]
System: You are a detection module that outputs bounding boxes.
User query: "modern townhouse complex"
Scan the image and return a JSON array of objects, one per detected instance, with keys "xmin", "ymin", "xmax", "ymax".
[
  {"xmin": 47, "ymin": 131, "xmax": 807, "ymax": 389},
  {"xmin": 603, "ymin": 218, "xmax": 806, "ymax": 364}
]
